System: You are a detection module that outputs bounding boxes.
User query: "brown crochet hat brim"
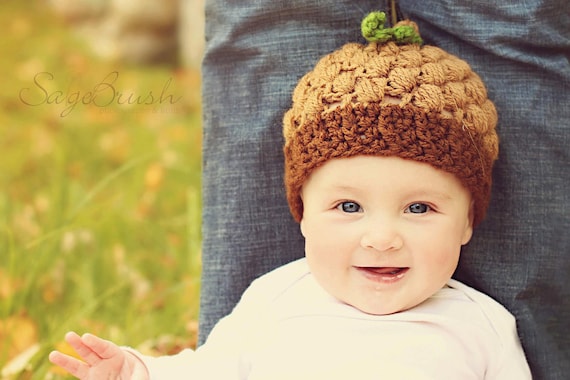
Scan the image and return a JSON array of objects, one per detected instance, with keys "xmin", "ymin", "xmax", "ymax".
[{"xmin": 284, "ymin": 103, "xmax": 493, "ymax": 226}]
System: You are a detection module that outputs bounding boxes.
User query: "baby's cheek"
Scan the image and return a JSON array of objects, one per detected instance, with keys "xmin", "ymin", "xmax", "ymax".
[{"xmin": 431, "ymin": 246, "xmax": 461, "ymax": 272}]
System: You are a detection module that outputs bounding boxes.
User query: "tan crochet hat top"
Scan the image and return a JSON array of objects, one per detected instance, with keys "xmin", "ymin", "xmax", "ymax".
[{"xmin": 283, "ymin": 12, "xmax": 498, "ymax": 226}]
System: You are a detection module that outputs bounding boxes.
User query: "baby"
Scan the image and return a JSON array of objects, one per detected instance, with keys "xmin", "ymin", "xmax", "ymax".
[{"xmin": 50, "ymin": 12, "xmax": 531, "ymax": 379}]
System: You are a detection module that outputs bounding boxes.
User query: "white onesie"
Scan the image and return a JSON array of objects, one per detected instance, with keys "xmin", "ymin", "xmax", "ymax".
[{"xmin": 134, "ymin": 258, "xmax": 531, "ymax": 379}]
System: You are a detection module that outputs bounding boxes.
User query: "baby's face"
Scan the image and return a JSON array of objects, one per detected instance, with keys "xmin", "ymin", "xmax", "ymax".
[{"xmin": 300, "ymin": 156, "xmax": 473, "ymax": 315}]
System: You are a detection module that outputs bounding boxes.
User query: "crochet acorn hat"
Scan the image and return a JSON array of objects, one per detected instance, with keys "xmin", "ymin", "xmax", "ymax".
[{"xmin": 283, "ymin": 12, "xmax": 498, "ymax": 227}]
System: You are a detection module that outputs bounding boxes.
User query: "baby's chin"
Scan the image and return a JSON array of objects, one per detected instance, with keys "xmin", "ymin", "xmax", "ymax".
[
  {"xmin": 345, "ymin": 297, "xmax": 430, "ymax": 316},
  {"xmin": 353, "ymin": 304, "xmax": 413, "ymax": 316}
]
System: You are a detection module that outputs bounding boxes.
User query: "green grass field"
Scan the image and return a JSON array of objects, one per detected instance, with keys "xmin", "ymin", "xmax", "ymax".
[{"xmin": 0, "ymin": 1, "xmax": 202, "ymax": 378}]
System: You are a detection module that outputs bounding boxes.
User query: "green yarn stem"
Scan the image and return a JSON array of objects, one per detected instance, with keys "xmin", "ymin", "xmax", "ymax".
[{"xmin": 361, "ymin": 11, "xmax": 423, "ymax": 45}]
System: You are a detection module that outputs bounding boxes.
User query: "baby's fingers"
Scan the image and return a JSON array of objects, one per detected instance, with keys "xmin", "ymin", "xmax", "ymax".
[
  {"xmin": 48, "ymin": 350, "xmax": 90, "ymax": 379},
  {"xmin": 81, "ymin": 332, "xmax": 123, "ymax": 360},
  {"xmin": 63, "ymin": 331, "xmax": 104, "ymax": 367}
]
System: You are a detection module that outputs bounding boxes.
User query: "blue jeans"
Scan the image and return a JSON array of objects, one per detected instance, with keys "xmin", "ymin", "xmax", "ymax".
[{"xmin": 201, "ymin": 1, "xmax": 570, "ymax": 378}]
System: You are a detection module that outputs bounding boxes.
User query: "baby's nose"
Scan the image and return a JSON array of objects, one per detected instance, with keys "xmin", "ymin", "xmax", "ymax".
[{"xmin": 359, "ymin": 216, "xmax": 403, "ymax": 253}]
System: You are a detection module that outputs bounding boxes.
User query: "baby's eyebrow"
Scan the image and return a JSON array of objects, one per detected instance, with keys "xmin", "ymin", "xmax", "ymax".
[
  {"xmin": 328, "ymin": 184, "xmax": 360, "ymax": 192},
  {"xmin": 405, "ymin": 189, "xmax": 453, "ymax": 201},
  {"xmin": 328, "ymin": 184, "xmax": 452, "ymax": 198},
  {"xmin": 324, "ymin": 184, "xmax": 370, "ymax": 197}
]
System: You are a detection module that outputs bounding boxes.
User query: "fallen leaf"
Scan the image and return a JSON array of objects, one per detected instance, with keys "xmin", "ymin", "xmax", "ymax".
[
  {"xmin": 0, "ymin": 269, "xmax": 21, "ymax": 300},
  {"xmin": 0, "ymin": 314, "xmax": 39, "ymax": 362},
  {"xmin": 144, "ymin": 162, "xmax": 164, "ymax": 191},
  {"xmin": 1, "ymin": 343, "xmax": 40, "ymax": 378}
]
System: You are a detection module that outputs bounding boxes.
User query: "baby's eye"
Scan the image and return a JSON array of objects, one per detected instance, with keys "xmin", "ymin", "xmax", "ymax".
[
  {"xmin": 337, "ymin": 201, "xmax": 362, "ymax": 213},
  {"xmin": 406, "ymin": 203, "xmax": 430, "ymax": 214}
]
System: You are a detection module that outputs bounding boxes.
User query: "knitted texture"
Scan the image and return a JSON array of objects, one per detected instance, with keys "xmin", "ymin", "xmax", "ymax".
[
  {"xmin": 283, "ymin": 23, "xmax": 498, "ymax": 227},
  {"xmin": 361, "ymin": 11, "xmax": 423, "ymax": 45}
]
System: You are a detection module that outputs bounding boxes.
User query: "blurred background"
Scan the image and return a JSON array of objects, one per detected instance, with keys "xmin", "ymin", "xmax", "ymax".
[{"xmin": 1, "ymin": 0, "xmax": 204, "ymax": 378}]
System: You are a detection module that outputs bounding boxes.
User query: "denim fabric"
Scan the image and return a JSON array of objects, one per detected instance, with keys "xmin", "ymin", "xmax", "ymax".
[
  {"xmin": 200, "ymin": 0, "xmax": 375, "ymax": 341},
  {"xmin": 201, "ymin": 1, "xmax": 570, "ymax": 378}
]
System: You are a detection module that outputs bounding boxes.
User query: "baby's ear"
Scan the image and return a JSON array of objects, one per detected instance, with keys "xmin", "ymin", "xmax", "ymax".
[
  {"xmin": 298, "ymin": 191, "xmax": 306, "ymax": 237},
  {"xmin": 299, "ymin": 215, "xmax": 307, "ymax": 238},
  {"xmin": 461, "ymin": 200, "xmax": 475, "ymax": 245}
]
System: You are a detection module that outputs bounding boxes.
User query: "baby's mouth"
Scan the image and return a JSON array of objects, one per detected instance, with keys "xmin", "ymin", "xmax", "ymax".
[{"xmin": 355, "ymin": 266, "xmax": 409, "ymax": 282}]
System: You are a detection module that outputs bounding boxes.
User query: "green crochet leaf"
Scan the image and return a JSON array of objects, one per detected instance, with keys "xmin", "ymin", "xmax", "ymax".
[{"xmin": 361, "ymin": 11, "xmax": 423, "ymax": 45}]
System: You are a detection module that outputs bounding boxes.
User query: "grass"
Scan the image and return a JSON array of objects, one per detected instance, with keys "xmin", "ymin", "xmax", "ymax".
[{"xmin": 0, "ymin": 1, "xmax": 202, "ymax": 378}]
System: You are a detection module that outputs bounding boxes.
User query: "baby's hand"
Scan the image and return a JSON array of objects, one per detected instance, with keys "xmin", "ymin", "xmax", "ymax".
[{"xmin": 49, "ymin": 331, "xmax": 149, "ymax": 380}]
